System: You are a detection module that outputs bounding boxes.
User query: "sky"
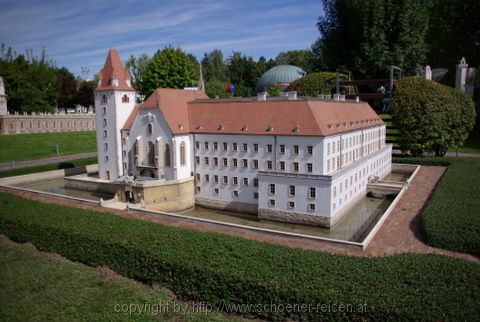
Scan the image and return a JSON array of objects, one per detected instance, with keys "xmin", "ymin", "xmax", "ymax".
[{"xmin": 0, "ymin": 0, "xmax": 323, "ymax": 78}]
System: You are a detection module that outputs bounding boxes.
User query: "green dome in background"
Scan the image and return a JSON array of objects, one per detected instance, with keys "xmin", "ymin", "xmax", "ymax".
[{"xmin": 256, "ymin": 65, "xmax": 306, "ymax": 93}]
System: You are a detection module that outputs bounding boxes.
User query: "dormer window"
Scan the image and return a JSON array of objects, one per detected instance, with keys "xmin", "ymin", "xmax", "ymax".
[{"xmin": 122, "ymin": 94, "xmax": 129, "ymax": 103}]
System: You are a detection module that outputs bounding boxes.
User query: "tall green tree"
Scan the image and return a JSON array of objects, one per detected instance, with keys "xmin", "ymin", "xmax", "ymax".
[
  {"xmin": 56, "ymin": 67, "xmax": 77, "ymax": 109},
  {"xmin": 275, "ymin": 50, "xmax": 315, "ymax": 73},
  {"xmin": 201, "ymin": 49, "xmax": 229, "ymax": 82},
  {"xmin": 139, "ymin": 47, "xmax": 197, "ymax": 97},
  {"xmin": 315, "ymin": 0, "xmax": 429, "ymax": 77},
  {"xmin": 227, "ymin": 52, "xmax": 262, "ymax": 97},
  {"xmin": 125, "ymin": 53, "xmax": 150, "ymax": 89}
]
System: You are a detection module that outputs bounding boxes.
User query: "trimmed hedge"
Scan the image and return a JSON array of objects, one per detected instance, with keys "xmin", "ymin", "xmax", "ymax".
[
  {"xmin": 286, "ymin": 72, "xmax": 354, "ymax": 97},
  {"xmin": 1, "ymin": 192, "xmax": 479, "ymax": 321}
]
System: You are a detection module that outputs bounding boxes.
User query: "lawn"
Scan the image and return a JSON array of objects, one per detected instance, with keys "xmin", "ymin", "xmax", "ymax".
[
  {"xmin": 0, "ymin": 157, "xmax": 98, "ymax": 178},
  {"xmin": 448, "ymin": 138, "xmax": 480, "ymax": 154},
  {"xmin": 1, "ymin": 192, "xmax": 479, "ymax": 321},
  {"xmin": 0, "ymin": 131, "xmax": 97, "ymax": 163},
  {"xmin": 394, "ymin": 156, "xmax": 480, "ymax": 256},
  {"xmin": 0, "ymin": 236, "xmax": 230, "ymax": 322}
]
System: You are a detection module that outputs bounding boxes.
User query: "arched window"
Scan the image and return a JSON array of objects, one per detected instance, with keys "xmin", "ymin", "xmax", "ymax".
[
  {"xmin": 122, "ymin": 94, "xmax": 129, "ymax": 103},
  {"xmin": 134, "ymin": 140, "xmax": 139, "ymax": 156},
  {"xmin": 147, "ymin": 141, "xmax": 155, "ymax": 166},
  {"xmin": 147, "ymin": 123, "xmax": 153, "ymax": 136},
  {"xmin": 101, "ymin": 95, "xmax": 107, "ymax": 104},
  {"xmin": 180, "ymin": 142, "xmax": 186, "ymax": 165},
  {"xmin": 165, "ymin": 143, "xmax": 171, "ymax": 167}
]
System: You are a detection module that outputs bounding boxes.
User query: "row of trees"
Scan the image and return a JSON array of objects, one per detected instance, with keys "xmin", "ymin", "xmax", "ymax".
[
  {"xmin": 313, "ymin": 0, "xmax": 479, "ymax": 82},
  {"xmin": 0, "ymin": 44, "xmax": 95, "ymax": 114},
  {"xmin": 126, "ymin": 47, "xmax": 322, "ymax": 99}
]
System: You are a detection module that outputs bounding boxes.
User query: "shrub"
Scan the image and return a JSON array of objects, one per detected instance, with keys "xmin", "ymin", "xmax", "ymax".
[
  {"xmin": 286, "ymin": 72, "xmax": 352, "ymax": 96},
  {"xmin": 1, "ymin": 192, "xmax": 479, "ymax": 321},
  {"xmin": 392, "ymin": 77, "xmax": 475, "ymax": 156}
]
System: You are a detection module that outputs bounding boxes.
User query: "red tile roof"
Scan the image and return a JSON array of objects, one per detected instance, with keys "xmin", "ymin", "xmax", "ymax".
[
  {"xmin": 122, "ymin": 88, "xmax": 208, "ymax": 133},
  {"xmin": 96, "ymin": 49, "xmax": 134, "ymax": 91},
  {"xmin": 188, "ymin": 99, "xmax": 383, "ymax": 136},
  {"xmin": 123, "ymin": 89, "xmax": 383, "ymax": 137}
]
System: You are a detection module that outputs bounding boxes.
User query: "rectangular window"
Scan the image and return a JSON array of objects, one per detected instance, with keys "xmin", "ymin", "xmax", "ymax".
[
  {"xmin": 242, "ymin": 159, "xmax": 248, "ymax": 168},
  {"xmin": 103, "ymin": 130, "xmax": 107, "ymax": 137},
  {"xmin": 214, "ymin": 175, "xmax": 219, "ymax": 183},
  {"xmin": 309, "ymin": 203, "xmax": 315, "ymax": 211},
  {"xmin": 223, "ymin": 176, "xmax": 228, "ymax": 184},
  {"xmin": 253, "ymin": 178, "xmax": 258, "ymax": 187},
  {"xmin": 213, "ymin": 157, "xmax": 218, "ymax": 166},
  {"xmin": 204, "ymin": 157, "xmax": 209, "ymax": 165},
  {"xmin": 267, "ymin": 144, "xmax": 273, "ymax": 152},
  {"xmin": 196, "ymin": 174, "xmax": 201, "ymax": 181},
  {"xmin": 327, "ymin": 143, "xmax": 330, "ymax": 155},
  {"xmin": 307, "ymin": 163, "xmax": 313, "ymax": 173},
  {"xmin": 279, "ymin": 161, "xmax": 285, "ymax": 170},
  {"xmin": 196, "ymin": 186, "xmax": 201, "ymax": 192},
  {"xmin": 214, "ymin": 188, "xmax": 219, "ymax": 195},
  {"xmin": 242, "ymin": 143, "xmax": 248, "ymax": 152},
  {"xmin": 232, "ymin": 158, "xmax": 238, "ymax": 167},
  {"xmin": 103, "ymin": 119, "xmax": 107, "ymax": 127},
  {"xmin": 233, "ymin": 190, "xmax": 239, "ymax": 197},
  {"xmin": 269, "ymin": 199, "xmax": 275, "ymax": 207},
  {"xmin": 293, "ymin": 145, "xmax": 299, "ymax": 154},
  {"xmin": 327, "ymin": 160, "xmax": 330, "ymax": 172},
  {"xmin": 213, "ymin": 142, "xmax": 218, "ymax": 150},
  {"xmin": 204, "ymin": 142, "xmax": 209, "ymax": 150},
  {"xmin": 205, "ymin": 174, "xmax": 210, "ymax": 182},
  {"xmin": 254, "ymin": 192, "xmax": 259, "ymax": 199},
  {"xmin": 233, "ymin": 177, "xmax": 238, "ymax": 185},
  {"xmin": 104, "ymin": 143, "xmax": 108, "ymax": 151},
  {"xmin": 279, "ymin": 144, "xmax": 285, "ymax": 153},
  {"xmin": 243, "ymin": 178, "xmax": 248, "ymax": 186},
  {"xmin": 288, "ymin": 201, "xmax": 295, "ymax": 209},
  {"xmin": 293, "ymin": 162, "xmax": 299, "ymax": 172},
  {"xmin": 253, "ymin": 159, "xmax": 259, "ymax": 169},
  {"xmin": 309, "ymin": 187, "xmax": 316, "ymax": 199},
  {"xmin": 253, "ymin": 144, "xmax": 259, "ymax": 152},
  {"xmin": 223, "ymin": 142, "xmax": 228, "ymax": 151},
  {"xmin": 289, "ymin": 185, "xmax": 295, "ymax": 196},
  {"xmin": 269, "ymin": 184, "xmax": 275, "ymax": 195},
  {"xmin": 267, "ymin": 160, "xmax": 273, "ymax": 170},
  {"xmin": 223, "ymin": 158, "xmax": 228, "ymax": 166},
  {"xmin": 232, "ymin": 143, "xmax": 238, "ymax": 151},
  {"xmin": 332, "ymin": 142, "xmax": 336, "ymax": 153},
  {"xmin": 307, "ymin": 145, "xmax": 313, "ymax": 155},
  {"xmin": 195, "ymin": 156, "xmax": 200, "ymax": 164},
  {"xmin": 195, "ymin": 141, "xmax": 200, "ymax": 149},
  {"xmin": 105, "ymin": 156, "xmax": 109, "ymax": 162}
]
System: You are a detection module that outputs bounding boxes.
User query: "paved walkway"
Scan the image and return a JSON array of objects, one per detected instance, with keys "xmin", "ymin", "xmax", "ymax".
[
  {"xmin": 0, "ymin": 165, "xmax": 478, "ymax": 264},
  {"xmin": 392, "ymin": 149, "xmax": 480, "ymax": 158},
  {"xmin": 0, "ymin": 152, "xmax": 97, "ymax": 171}
]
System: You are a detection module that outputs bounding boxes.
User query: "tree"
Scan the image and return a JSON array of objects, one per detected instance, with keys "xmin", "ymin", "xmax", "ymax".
[
  {"xmin": 315, "ymin": 0, "xmax": 429, "ymax": 78},
  {"xmin": 275, "ymin": 50, "xmax": 315, "ymax": 73},
  {"xmin": 201, "ymin": 49, "xmax": 229, "ymax": 82},
  {"xmin": 267, "ymin": 83, "xmax": 281, "ymax": 96},
  {"xmin": 286, "ymin": 72, "xmax": 350, "ymax": 96},
  {"xmin": 205, "ymin": 80, "xmax": 231, "ymax": 99},
  {"xmin": 56, "ymin": 67, "xmax": 77, "ymax": 110},
  {"xmin": 227, "ymin": 52, "xmax": 262, "ymax": 97},
  {"xmin": 392, "ymin": 77, "xmax": 475, "ymax": 156},
  {"xmin": 125, "ymin": 53, "xmax": 150, "ymax": 89},
  {"xmin": 139, "ymin": 47, "xmax": 197, "ymax": 97},
  {"xmin": 72, "ymin": 79, "xmax": 96, "ymax": 108}
]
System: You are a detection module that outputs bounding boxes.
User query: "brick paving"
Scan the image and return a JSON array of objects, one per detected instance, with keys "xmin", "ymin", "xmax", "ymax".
[{"xmin": 0, "ymin": 165, "xmax": 478, "ymax": 264}]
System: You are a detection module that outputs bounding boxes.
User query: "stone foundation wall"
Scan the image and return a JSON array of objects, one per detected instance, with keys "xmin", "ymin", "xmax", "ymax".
[
  {"xmin": 117, "ymin": 178, "xmax": 195, "ymax": 212},
  {"xmin": 195, "ymin": 197, "xmax": 258, "ymax": 214},
  {"xmin": 0, "ymin": 114, "xmax": 96, "ymax": 134},
  {"xmin": 65, "ymin": 177, "xmax": 117, "ymax": 194},
  {"xmin": 258, "ymin": 208, "xmax": 331, "ymax": 228}
]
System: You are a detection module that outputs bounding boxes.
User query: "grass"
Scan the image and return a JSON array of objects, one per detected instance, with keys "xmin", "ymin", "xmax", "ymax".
[
  {"xmin": 1, "ymin": 192, "xmax": 479, "ymax": 321},
  {"xmin": 448, "ymin": 138, "xmax": 480, "ymax": 154},
  {"xmin": 0, "ymin": 157, "xmax": 98, "ymax": 178},
  {"xmin": 394, "ymin": 156, "xmax": 480, "ymax": 256},
  {"xmin": 0, "ymin": 236, "xmax": 231, "ymax": 322},
  {"xmin": 0, "ymin": 131, "xmax": 96, "ymax": 163}
]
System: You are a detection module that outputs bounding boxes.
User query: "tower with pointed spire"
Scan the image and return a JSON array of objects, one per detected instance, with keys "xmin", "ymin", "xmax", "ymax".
[
  {"xmin": 197, "ymin": 63, "xmax": 205, "ymax": 92},
  {"xmin": 94, "ymin": 49, "xmax": 136, "ymax": 181}
]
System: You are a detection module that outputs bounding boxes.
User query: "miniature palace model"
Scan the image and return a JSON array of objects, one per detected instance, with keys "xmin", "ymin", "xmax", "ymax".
[{"xmin": 94, "ymin": 49, "xmax": 392, "ymax": 228}]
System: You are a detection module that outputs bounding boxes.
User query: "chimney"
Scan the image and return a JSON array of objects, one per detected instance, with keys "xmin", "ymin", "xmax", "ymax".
[{"xmin": 257, "ymin": 91, "xmax": 267, "ymax": 101}]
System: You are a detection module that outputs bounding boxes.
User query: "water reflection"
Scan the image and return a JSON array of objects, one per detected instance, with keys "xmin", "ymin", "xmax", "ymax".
[{"xmin": 18, "ymin": 179, "xmax": 114, "ymax": 201}]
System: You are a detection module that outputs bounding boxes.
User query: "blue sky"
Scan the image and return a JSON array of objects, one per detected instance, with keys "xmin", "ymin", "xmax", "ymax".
[{"xmin": 0, "ymin": 0, "xmax": 323, "ymax": 78}]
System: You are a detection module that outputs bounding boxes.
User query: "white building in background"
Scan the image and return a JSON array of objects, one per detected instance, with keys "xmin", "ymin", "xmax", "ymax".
[{"xmin": 94, "ymin": 49, "xmax": 391, "ymax": 227}]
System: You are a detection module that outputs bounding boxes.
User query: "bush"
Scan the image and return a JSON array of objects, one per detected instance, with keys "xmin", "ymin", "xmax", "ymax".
[
  {"xmin": 286, "ymin": 72, "xmax": 352, "ymax": 96},
  {"xmin": 1, "ymin": 192, "xmax": 479, "ymax": 321},
  {"xmin": 392, "ymin": 77, "xmax": 475, "ymax": 156}
]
